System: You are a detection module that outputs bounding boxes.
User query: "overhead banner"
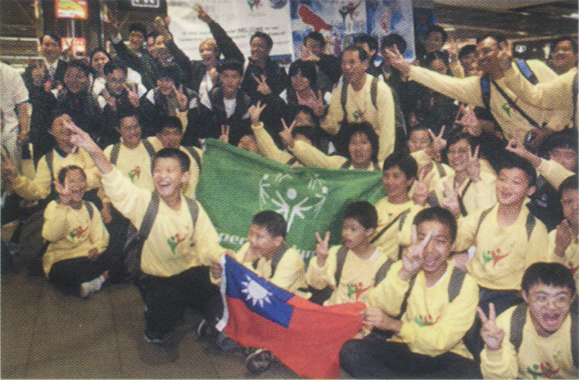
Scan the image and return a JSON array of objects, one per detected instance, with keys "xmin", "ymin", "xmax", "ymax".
[
  {"xmin": 167, "ymin": 0, "xmax": 293, "ymax": 62},
  {"xmin": 196, "ymin": 140, "xmax": 385, "ymax": 261}
]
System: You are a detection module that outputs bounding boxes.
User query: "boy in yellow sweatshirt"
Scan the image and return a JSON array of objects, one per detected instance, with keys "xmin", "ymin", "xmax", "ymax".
[
  {"xmin": 372, "ymin": 152, "xmax": 422, "ymax": 261},
  {"xmin": 340, "ymin": 207, "xmax": 481, "ymax": 379},
  {"xmin": 43, "ymin": 166, "xmax": 110, "ymax": 298},
  {"xmin": 65, "ymin": 120, "xmax": 226, "ymax": 345},
  {"xmin": 479, "ymin": 262, "xmax": 577, "ymax": 379},
  {"xmin": 306, "ymin": 201, "xmax": 388, "ymax": 306}
]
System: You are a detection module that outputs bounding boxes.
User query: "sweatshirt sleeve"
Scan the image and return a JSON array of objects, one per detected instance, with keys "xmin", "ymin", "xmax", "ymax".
[
  {"xmin": 87, "ymin": 203, "xmax": 109, "ymax": 254},
  {"xmin": 252, "ymin": 122, "xmax": 293, "ymax": 164},
  {"xmin": 269, "ymin": 249, "xmax": 305, "ymax": 293},
  {"xmin": 291, "ymin": 140, "xmax": 347, "ymax": 169},
  {"xmin": 366, "ymin": 261, "xmax": 411, "ymax": 317},
  {"xmin": 11, "ymin": 156, "xmax": 52, "ymax": 201},
  {"xmin": 408, "ymin": 65, "xmax": 484, "ymax": 107},
  {"xmin": 537, "ymin": 158, "xmax": 574, "ymax": 191},
  {"xmin": 320, "ymin": 85, "xmax": 345, "ymax": 135},
  {"xmin": 305, "ymin": 246, "xmax": 339, "ymax": 290},
  {"xmin": 193, "ymin": 202, "xmax": 226, "ymax": 266},
  {"xmin": 454, "ymin": 209, "xmax": 482, "ymax": 252}
]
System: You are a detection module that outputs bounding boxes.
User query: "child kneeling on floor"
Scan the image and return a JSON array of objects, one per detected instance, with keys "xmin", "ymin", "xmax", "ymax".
[{"xmin": 42, "ymin": 165, "xmax": 111, "ymax": 298}]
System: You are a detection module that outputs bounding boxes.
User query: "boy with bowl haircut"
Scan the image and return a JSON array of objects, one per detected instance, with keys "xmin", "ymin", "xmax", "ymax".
[
  {"xmin": 340, "ymin": 207, "xmax": 481, "ymax": 379},
  {"xmin": 64, "ymin": 120, "xmax": 225, "ymax": 345},
  {"xmin": 373, "ymin": 152, "xmax": 423, "ymax": 261},
  {"xmin": 479, "ymin": 262, "xmax": 577, "ymax": 379},
  {"xmin": 306, "ymin": 201, "xmax": 389, "ymax": 306}
]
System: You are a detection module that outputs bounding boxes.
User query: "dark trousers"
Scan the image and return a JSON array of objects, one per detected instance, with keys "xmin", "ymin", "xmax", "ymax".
[
  {"xmin": 464, "ymin": 287, "xmax": 522, "ymax": 361},
  {"xmin": 48, "ymin": 256, "xmax": 108, "ymax": 295},
  {"xmin": 340, "ymin": 334, "xmax": 482, "ymax": 379},
  {"xmin": 139, "ymin": 266, "xmax": 222, "ymax": 336}
]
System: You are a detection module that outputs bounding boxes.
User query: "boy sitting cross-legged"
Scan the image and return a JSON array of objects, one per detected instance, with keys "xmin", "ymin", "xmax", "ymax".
[
  {"xmin": 340, "ymin": 207, "xmax": 481, "ymax": 379},
  {"xmin": 64, "ymin": 120, "xmax": 226, "ymax": 345}
]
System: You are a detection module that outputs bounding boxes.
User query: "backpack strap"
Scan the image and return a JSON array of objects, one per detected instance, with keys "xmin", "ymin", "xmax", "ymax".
[
  {"xmin": 142, "ymin": 139, "xmax": 156, "ymax": 159},
  {"xmin": 573, "ymin": 72, "xmax": 578, "ymax": 129},
  {"xmin": 46, "ymin": 150, "xmax": 55, "ymax": 181},
  {"xmin": 509, "ymin": 303, "xmax": 528, "ymax": 352},
  {"xmin": 340, "ymin": 82, "xmax": 349, "ymax": 125},
  {"xmin": 374, "ymin": 258, "xmax": 395, "ymax": 286},
  {"xmin": 491, "ymin": 79, "xmax": 542, "ymax": 129},
  {"xmin": 447, "ymin": 266, "xmax": 467, "ymax": 303},
  {"xmin": 110, "ymin": 143, "xmax": 121, "ymax": 166},
  {"xmin": 184, "ymin": 195, "xmax": 199, "ymax": 227},
  {"xmin": 270, "ymin": 242, "xmax": 290, "ymax": 278},
  {"xmin": 372, "ymin": 161, "xmax": 381, "ymax": 172},
  {"xmin": 334, "ymin": 245, "xmax": 349, "ymax": 287},
  {"xmin": 515, "ymin": 60, "xmax": 539, "ymax": 85},
  {"xmin": 138, "ymin": 192, "xmax": 161, "ymax": 240},
  {"xmin": 370, "ymin": 76, "xmax": 378, "ymax": 109},
  {"xmin": 571, "ymin": 311, "xmax": 578, "ymax": 368},
  {"xmin": 435, "ymin": 162, "xmax": 447, "ymax": 178},
  {"xmin": 480, "ymin": 74, "xmax": 492, "ymax": 112},
  {"xmin": 341, "ymin": 159, "xmax": 352, "ymax": 169},
  {"xmin": 370, "ymin": 208, "xmax": 411, "ymax": 244},
  {"xmin": 475, "ymin": 207, "xmax": 494, "ymax": 238},
  {"xmin": 286, "ymin": 156, "xmax": 298, "ymax": 166},
  {"xmin": 83, "ymin": 201, "xmax": 94, "ymax": 220},
  {"xmin": 457, "ymin": 179, "xmax": 473, "ymax": 217},
  {"xmin": 525, "ymin": 212, "xmax": 536, "ymax": 241},
  {"xmin": 185, "ymin": 146, "xmax": 203, "ymax": 175},
  {"xmin": 396, "ymin": 275, "xmax": 417, "ymax": 319}
]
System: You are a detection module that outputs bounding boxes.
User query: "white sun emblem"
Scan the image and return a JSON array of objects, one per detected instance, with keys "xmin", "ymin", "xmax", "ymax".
[{"xmin": 241, "ymin": 275, "xmax": 272, "ymax": 307}]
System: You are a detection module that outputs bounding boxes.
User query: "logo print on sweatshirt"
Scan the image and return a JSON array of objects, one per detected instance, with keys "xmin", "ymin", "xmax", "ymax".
[
  {"xmin": 482, "ymin": 248, "xmax": 509, "ymax": 267},
  {"xmin": 346, "ymin": 282, "xmax": 372, "ymax": 301},
  {"xmin": 128, "ymin": 166, "xmax": 141, "ymax": 182},
  {"xmin": 526, "ymin": 362, "xmax": 559, "ymax": 379},
  {"xmin": 502, "ymin": 103, "xmax": 512, "ymax": 117},
  {"xmin": 414, "ymin": 314, "xmax": 441, "ymax": 327},
  {"xmin": 69, "ymin": 225, "xmax": 89, "ymax": 241},
  {"xmin": 247, "ymin": 0, "xmax": 261, "ymax": 11},
  {"xmin": 570, "ymin": 261, "xmax": 578, "ymax": 275},
  {"xmin": 167, "ymin": 233, "xmax": 187, "ymax": 254}
]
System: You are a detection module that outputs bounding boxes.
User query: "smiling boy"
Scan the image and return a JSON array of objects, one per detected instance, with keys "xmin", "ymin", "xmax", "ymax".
[
  {"xmin": 479, "ymin": 262, "xmax": 577, "ymax": 379},
  {"xmin": 340, "ymin": 207, "xmax": 480, "ymax": 379}
]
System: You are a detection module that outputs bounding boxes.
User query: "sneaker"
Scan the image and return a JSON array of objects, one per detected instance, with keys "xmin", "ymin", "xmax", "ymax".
[
  {"xmin": 196, "ymin": 319, "xmax": 216, "ymax": 338},
  {"xmin": 216, "ymin": 332, "xmax": 241, "ymax": 352},
  {"xmin": 246, "ymin": 348, "xmax": 274, "ymax": 374},
  {"xmin": 144, "ymin": 330, "xmax": 170, "ymax": 345},
  {"xmin": 79, "ymin": 275, "xmax": 105, "ymax": 298}
]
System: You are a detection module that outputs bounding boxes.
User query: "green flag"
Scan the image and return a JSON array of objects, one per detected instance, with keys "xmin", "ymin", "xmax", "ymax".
[{"xmin": 197, "ymin": 140, "xmax": 386, "ymax": 261}]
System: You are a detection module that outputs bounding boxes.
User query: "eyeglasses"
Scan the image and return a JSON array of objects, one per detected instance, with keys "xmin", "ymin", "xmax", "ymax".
[{"xmin": 530, "ymin": 294, "xmax": 573, "ymax": 308}]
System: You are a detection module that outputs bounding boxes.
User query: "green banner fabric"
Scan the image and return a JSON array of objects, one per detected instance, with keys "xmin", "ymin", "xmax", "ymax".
[{"xmin": 197, "ymin": 140, "xmax": 386, "ymax": 261}]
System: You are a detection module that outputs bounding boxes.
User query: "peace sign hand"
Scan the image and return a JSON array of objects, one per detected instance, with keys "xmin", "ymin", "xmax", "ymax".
[
  {"xmin": 248, "ymin": 100, "xmax": 267, "ymax": 126},
  {"xmin": 218, "ymin": 125, "xmax": 230, "ymax": 144},
  {"xmin": 383, "ymin": 45, "xmax": 410, "ymax": 76},
  {"xmin": 315, "ymin": 231, "xmax": 331, "ymax": 267},
  {"xmin": 478, "ymin": 303, "xmax": 504, "ymax": 351},
  {"xmin": 466, "ymin": 145, "xmax": 481, "ymax": 182},
  {"xmin": 441, "ymin": 181, "xmax": 461, "ymax": 219},
  {"xmin": 124, "ymin": 84, "xmax": 140, "ymax": 108},
  {"xmin": 412, "ymin": 167, "xmax": 434, "ymax": 206},
  {"xmin": 312, "ymin": 90, "xmax": 325, "ymax": 117},
  {"xmin": 456, "ymin": 104, "xmax": 482, "ymax": 137},
  {"xmin": 428, "ymin": 125, "xmax": 447, "ymax": 155},
  {"xmin": 279, "ymin": 118, "xmax": 296, "ymax": 149},
  {"xmin": 400, "ymin": 226, "xmax": 432, "ymax": 280},
  {"xmin": 254, "ymin": 74, "xmax": 271, "ymax": 95}
]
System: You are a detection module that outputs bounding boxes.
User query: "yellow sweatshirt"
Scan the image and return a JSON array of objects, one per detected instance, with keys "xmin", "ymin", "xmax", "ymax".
[
  {"xmin": 11, "ymin": 149, "xmax": 101, "ymax": 202},
  {"xmin": 537, "ymin": 159, "xmax": 574, "ymax": 191},
  {"xmin": 367, "ymin": 261, "xmax": 478, "ymax": 359},
  {"xmin": 103, "ymin": 141, "xmax": 154, "ymax": 191},
  {"xmin": 291, "ymin": 140, "xmax": 380, "ymax": 171},
  {"xmin": 455, "ymin": 204, "xmax": 549, "ymax": 290},
  {"xmin": 101, "ymin": 167, "xmax": 224, "ymax": 277},
  {"xmin": 306, "ymin": 245, "xmax": 388, "ymax": 306},
  {"xmin": 233, "ymin": 242, "xmax": 307, "ymax": 295},
  {"xmin": 322, "ymin": 74, "xmax": 395, "ymax": 162},
  {"xmin": 434, "ymin": 171, "xmax": 497, "ymax": 216},
  {"xmin": 251, "ymin": 122, "xmax": 303, "ymax": 167},
  {"xmin": 548, "ymin": 230, "xmax": 579, "ymax": 292},
  {"xmin": 42, "ymin": 200, "xmax": 109, "ymax": 275},
  {"xmin": 372, "ymin": 198, "xmax": 422, "ymax": 261},
  {"xmin": 408, "ymin": 61, "xmax": 568, "ymax": 138},
  {"xmin": 480, "ymin": 306, "xmax": 578, "ymax": 379}
]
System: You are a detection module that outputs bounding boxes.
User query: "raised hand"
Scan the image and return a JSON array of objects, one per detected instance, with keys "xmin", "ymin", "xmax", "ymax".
[
  {"xmin": 441, "ymin": 181, "xmax": 461, "ymax": 219},
  {"xmin": 173, "ymin": 84, "xmax": 188, "ymax": 111},
  {"xmin": 153, "ymin": 16, "xmax": 171, "ymax": 41},
  {"xmin": 400, "ymin": 226, "xmax": 432, "ymax": 280},
  {"xmin": 101, "ymin": 202, "xmax": 113, "ymax": 225},
  {"xmin": 254, "ymin": 74, "xmax": 271, "ymax": 95},
  {"xmin": 63, "ymin": 119, "xmax": 97, "ymax": 153},
  {"xmin": 412, "ymin": 167, "xmax": 434, "ymax": 206},
  {"xmin": 103, "ymin": 12, "xmax": 119, "ymax": 38},
  {"xmin": 478, "ymin": 303, "xmax": 504, "ymax": 351},
  {"xmin": 102, "ymin": 88, "xmax": 117, "ymax": 110},
  {"xmin": 315, "ymin": 231, "xmax": 331, "ymax": 267},
  {"xmin": 248, "ymin": 100, "xmax": 267, "ymax": 126},
  {"xmin": 279, "ymin": 118, "xmax": 296, "ymax": 149},
  {"xmin": 1, "ymin": 155, "xmax": 18, "ymax": 182},
  {"xmin": 466, "ymin": 145, "xmax": 481, "ymax": 182},
  {"xmin": 124, "ymin": 84, "xmax": 140, "ymax": 108},
  {"xmin": 456, "ymin": 104, "xmax": 482, "ymax": 137},
  {"xmin": 383, "ymin": 45, "xmax": 410, "ymax": 76},
  {"xmin": 312, "ymin": 90, "xmax": 325, "ymax": 117},
  {"xmin": 554, "ymin": 219, "xmax": 573, "ymax": 257},
  {"xmin": 447, "ymin": 37, "xmax": 460, "ymax": 62},
  {"xmin": 218, "ymin": 125, "xmax": 230, "ymax": 144},
  {"xmin": 428, "ymin": 125, "xmax": 447, "ymax": 155},
  {"xmin": 194, "ymin": 4, "xmax": 213, "ymax": 24}
]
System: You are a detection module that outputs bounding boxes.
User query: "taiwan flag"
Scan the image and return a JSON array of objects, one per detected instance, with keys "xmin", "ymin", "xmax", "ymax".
[{"xmin": 215, "ymin": 255, "xmax": 365, "ymax": 379}]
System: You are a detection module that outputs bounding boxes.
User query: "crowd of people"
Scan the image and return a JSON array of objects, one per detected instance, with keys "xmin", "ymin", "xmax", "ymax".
[{"xmin": 1, "ymin": 4, "xmax": 577, "ymax": 379}]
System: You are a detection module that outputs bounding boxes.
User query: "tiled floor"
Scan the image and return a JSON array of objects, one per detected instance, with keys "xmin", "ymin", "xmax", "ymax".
[{"xmin": 1, "ymin": 266, "xmax": 310, "ymax": 379}]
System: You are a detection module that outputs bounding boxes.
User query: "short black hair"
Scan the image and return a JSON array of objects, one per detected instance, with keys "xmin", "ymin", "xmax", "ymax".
[
  {"xmin": 382, "ymin": 152, "xmax": 418, "ymax": 180},
  {"xmin": 381, "ymin": 33, "xmax": 407, "ymax": 54},
  {"xmin": 347, "ymin": 122, "xmax": 380, "ymax": 163},
  {"xmin": 293, "ymin": 126, "xmax": 320, "ymax": 147},
  {"xmin": 118, "ymin": 112, "xmax": 139, "ymax": 127},
  {"xmin": 476, "ymin": 32, "xmax": 507, "ymax": 46},
  {"xmin": 250, "ymin": 31, "xmax": 273, "ymax": 51},
  {"xmin": 289, "ymin": 60, "xmax": 317, "ymax": 87},
  {"xmin": 90, "ymin": 48, "xmax": 110, "ymax": 62},
  {"xmin": 353, "ymin": 34, "xmax": 378, "ymax": 55},
  {"xmin": 128, "ymin": 23, "xmax": 147, "ymax": 39},
  {"xmin": 522, "ymin": 262, "xmax": 576, "ymax": 295},
  {"xmin": 413, "ymin": 206, "xmax": 458, "ymax": 243},
  {"xmin": 57, "ymin": 165, "xmax": 86, "ymax": 185},
  {"xmin": 304, "ymin": 31, "xmax": 326, "ymax": 48},
  {"xmin": 540, "ymin": 133, "xmax": 578, "ymax": 157},
  {"xmin": 424, "ymin": 51, "xmax": 448, "ymax": 68},
  {"xmin": 552, "ymin": 36, "xmax": 578, "ymax": 54},
  {"xmin": 559, "ymin": 174, "xmax": 578, "ymax": 198},
  {"xmin": 498, "ymin": 152, "xmax": 537, "ymax": 188},
  {"xmin": 458, "ymin": 44, "xmax": 477, "ymax": 60},
  {"xmin": 252, "ymin": 210, "xmax": 287, "ymax": 239},
  {"xmin": 158, "ymin": 115, "xmax": 183, "ymax": 134},
  {"xmin": 103, "ymin": 60, "xmax": 127, "ymax": 76},
  {"xmin": 445, "ymin": 132, "xmax": 475, "ymax": 154},
  {"xmin": 40, "ymin": 32, "xmax": 61, "ymax": 47},
  {"xmin": 342, "ymin": 45, "xmax": 369, "ymax": 62},
  {"xmin": 426, "ymin": 25, "xmax": 448, "ymax": 44},
  {"xmin": 66, "ymin": 59, "xmax": 91, "ymax": 77},
  {"xmin": 156, "ymin": 67, "xmax": 179, "ymax": 84},
  {"xmin": 217, "ymin": 59, "xmax": 244, "ymax": 76},
  {"xmin": 343, "ymin": 201, "xmax": 378, "ymax": 230},
  {"xmin": 153, "ymin": 148, "xmax": 190, "ymax": 172}
]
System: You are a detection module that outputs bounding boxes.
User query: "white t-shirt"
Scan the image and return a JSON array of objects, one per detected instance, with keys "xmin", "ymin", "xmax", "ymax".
[{"xmin": 0, "ymin": 62, "xmax": 28, "ymax": 135}]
